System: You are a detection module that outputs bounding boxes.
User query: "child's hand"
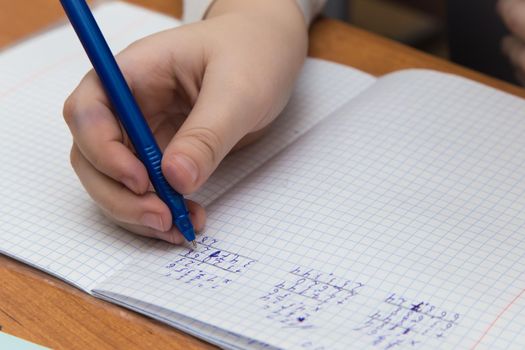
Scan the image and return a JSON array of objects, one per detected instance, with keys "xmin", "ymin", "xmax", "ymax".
[{"xmin": 63, "ymin": 0, "xmax": 308, "ymax": 244}]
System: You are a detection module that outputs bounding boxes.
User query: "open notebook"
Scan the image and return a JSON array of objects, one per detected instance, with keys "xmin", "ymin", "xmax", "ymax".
[{"xmin": 1, "ymin": 2, "xmax": 525, "ymax": 349}]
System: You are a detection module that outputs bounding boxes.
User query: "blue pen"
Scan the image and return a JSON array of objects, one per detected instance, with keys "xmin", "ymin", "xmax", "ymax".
[{"xmin": 60, "ymin": 0, "xmax": 196, "ymax": 247}]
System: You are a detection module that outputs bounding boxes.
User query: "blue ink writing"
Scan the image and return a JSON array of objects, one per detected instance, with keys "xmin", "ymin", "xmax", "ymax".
[
  {"xmin": 353, "ymin": 293, "xmax": 460, "ymax": 349},
  {"xmin": 163, "ymin": 236, "xmax": 256, "ymax": 289},
  {"xmin": 259, "ymin": 267, "xmax": 363, "ymax": 329}
]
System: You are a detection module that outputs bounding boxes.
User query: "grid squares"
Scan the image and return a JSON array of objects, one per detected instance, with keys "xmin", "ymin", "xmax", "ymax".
[
  {"xmin": 2, "ymin": 2, "xmax": 525, "ymax": 350},
  {"xmin": 98, "ymin": 70, "xmax": 525, "ymax": 349}
]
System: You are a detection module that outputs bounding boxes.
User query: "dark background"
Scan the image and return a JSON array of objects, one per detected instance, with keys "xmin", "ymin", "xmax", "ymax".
[{"xmin": 325, "ymin": 0, "xmax": 516, "ymax": 84}]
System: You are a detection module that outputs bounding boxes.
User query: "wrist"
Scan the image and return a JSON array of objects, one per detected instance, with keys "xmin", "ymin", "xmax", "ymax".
[
  {"xmin": 205, "ymin": 0, "xmax": 308, "ymax": 54},
  {"xmin": 206, "ymin": 0, "xmax": 305, "ymax": 23}
]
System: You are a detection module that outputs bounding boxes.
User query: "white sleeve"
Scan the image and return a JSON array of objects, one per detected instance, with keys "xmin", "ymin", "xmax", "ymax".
[{"xmin": 183, "ymin": 0, "xmax": 327, "ymax": 24}]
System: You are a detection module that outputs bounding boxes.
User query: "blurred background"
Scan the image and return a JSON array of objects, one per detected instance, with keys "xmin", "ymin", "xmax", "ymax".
[
  {"xmin": 0, "ymin": 0, "xmax": 516, "ymax": 85},
  {"xmin": 325, "ymin": 0, "xmax": 516, "ymax": 84}
]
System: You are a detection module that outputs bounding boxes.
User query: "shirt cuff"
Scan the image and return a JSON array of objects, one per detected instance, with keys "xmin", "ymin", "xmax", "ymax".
[{"xmin": 182, "ymin": 0, "xmax": 326, "ymax": 25}]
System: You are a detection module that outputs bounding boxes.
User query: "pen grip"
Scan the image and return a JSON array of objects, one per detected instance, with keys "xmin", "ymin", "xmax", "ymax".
[{"xmin": 142, "ymin": 145, "xmax": 193, "ymax": 235}]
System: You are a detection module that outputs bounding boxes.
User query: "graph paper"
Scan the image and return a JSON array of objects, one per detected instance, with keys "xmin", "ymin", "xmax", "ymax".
[
  {"xmin": 2, "ymin": 2, "xmax": 525, "ymax": 349},
  {"xmin": 95, "ymin": 71, "xmax": 525, "ymax": 349}
]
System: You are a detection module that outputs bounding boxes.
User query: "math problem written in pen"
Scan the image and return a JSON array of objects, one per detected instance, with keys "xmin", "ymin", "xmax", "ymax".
[
  {"xmin": 160, "ymin": 236, "xmax": 461, "ymax": 349},
  {"xmin": 162, "ymin": 236, "xmax": 257, "ymax": 289}
]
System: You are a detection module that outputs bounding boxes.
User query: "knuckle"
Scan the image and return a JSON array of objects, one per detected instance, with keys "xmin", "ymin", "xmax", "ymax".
[
  {"xmin": 63, "ymin": 70, "xmax": 96, "ymax": 126},
  {"xmin": 63, "ymin": 94, "xmax": 76, "ymax": 126},
  {"xmin": 63, "ymin": 95, "xmax": 108, "ymax": 133}
]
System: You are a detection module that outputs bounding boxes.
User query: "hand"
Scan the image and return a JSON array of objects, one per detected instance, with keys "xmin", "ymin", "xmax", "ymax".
[
  {"xmin": 498, "ymin": 0, "xmax": 525, "ymax": 84},
  {"xmin": 63, "ymin": 0, "xmax": 308, "ymax": 244}
]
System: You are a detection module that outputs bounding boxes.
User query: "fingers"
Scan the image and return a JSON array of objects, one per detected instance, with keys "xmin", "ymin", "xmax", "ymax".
[
  {"xmin": 64, "ymin": 71, "xmax": 150, "ymax": 195},
  {"xmin": 499, "ymin": 0, "xmax": 525, "ymax": 40},
  {"xmin": 71, "ymin": 145, "xmax": 206, "ymax": 243},
  {"xmin": 162, "ymin": 62, "xmax": 270, "ymax": 194}
]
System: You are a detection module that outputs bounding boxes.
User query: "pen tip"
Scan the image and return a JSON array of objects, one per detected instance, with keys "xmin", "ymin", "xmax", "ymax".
[{"xmin": 191, "ymin": 241, "xmax": 197, "ymax": 250}]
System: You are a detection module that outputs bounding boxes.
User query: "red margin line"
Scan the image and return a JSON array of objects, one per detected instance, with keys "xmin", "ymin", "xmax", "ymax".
[{"xmin": 470, "ymin": 288, "xmax": 525, "ymax": 349}]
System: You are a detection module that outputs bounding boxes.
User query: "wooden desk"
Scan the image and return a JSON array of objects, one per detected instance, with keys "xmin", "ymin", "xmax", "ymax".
[{"xmin": 1, "ymin": 1, "xmax": 524, "ymax": 349}]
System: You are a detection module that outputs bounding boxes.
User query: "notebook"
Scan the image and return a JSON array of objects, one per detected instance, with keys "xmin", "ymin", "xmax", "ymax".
[{"xmin": 1, "ymin": 2, "xmax": 525, "ymax": 349}]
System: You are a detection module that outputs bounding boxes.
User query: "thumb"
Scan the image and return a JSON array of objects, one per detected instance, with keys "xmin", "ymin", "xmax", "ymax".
[{"xmin": 161, "ymin": 74, "xmax": 257, "ymax": 194}]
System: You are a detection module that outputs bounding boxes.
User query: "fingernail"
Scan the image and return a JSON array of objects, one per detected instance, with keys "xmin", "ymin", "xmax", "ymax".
[
  {"xmin": 173, "ymin": 154, "xmax": 199, "ymax": 185},
  {"xmin": 140, "ymin": 213, "xmax": 164, "ymax": 232}
]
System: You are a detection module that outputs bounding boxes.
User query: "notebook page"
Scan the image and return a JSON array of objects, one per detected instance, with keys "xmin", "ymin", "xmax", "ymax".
[
  {"xmin": 0, "ymin": 2, "xmax": 374, "ymax": 292},
  {"xmin": 96, "ymin": 70, "xmax": 525, "ymax": 349}
]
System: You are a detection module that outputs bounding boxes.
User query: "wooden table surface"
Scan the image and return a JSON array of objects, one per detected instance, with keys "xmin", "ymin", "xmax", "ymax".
[{"xmin": 1, "ymin": 1, "xmax": 524, "ymax": 349}]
